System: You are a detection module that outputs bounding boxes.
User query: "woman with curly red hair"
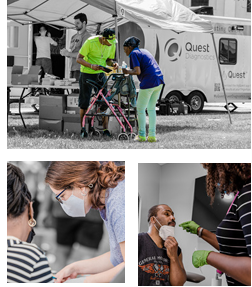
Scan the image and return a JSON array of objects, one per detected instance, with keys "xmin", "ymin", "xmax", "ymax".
[
  {"xmin": 180, "ymin": 163, "xmax": 251, "ymax": 286},
  {"xmin": 45, "ymin": 161, "xmax": 125, "ymax": 283}
]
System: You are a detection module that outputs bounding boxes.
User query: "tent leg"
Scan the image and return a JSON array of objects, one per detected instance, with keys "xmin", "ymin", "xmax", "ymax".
[
  {"xmin": 115, "ymin": 15, "xmax": 119, "ymax": 64},
  {"xmin": 211, "ymin": 33, "xmax": 232, "ymax": 124}
]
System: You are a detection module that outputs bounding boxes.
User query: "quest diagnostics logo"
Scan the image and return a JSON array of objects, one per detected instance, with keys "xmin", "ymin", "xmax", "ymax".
[{"xmin": 164, "ymin": 38, "xmax": 182, "ymax": 62}]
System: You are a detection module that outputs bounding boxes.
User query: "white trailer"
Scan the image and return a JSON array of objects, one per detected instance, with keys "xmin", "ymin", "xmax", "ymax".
[{"xmin": 117, "ymin": 15, "xmax": 251, "ymax": 112}]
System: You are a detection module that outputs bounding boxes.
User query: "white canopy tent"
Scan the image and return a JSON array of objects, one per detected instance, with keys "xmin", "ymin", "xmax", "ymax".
[
  {"xmin": 7, "ymin": 0, "xmax": 231, "ymax": 122},
  {"xmin": 7, "ymin": 0, "xmax": 117, "ymax": 32}
]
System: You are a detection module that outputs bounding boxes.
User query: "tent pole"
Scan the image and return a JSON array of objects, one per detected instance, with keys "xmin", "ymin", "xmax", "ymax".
[
  {"xmin": 211, "ymin": 33, "xmax": 232, "ymax": 124},
  {"xmin": 114, "ymin": 2, "xmax": 119, "ymax": 64}
]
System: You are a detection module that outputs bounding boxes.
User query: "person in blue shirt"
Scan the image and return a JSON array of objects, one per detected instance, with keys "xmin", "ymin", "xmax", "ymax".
[
  {"xmin": 45, "ymin": 161, "xmax": 125, "ymax": 283},
  {"xmin": 122, "ymin": 36, "xmax": 164, "ymax": 142}
]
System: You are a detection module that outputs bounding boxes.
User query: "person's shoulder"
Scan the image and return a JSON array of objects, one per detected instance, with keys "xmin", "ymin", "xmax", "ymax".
[
  {"xmin": 138, "ymin": 232, "xmax": 148, "ymax": 244},
  {"xmin": 87, "ymin": 35, "xmax": 99, "ymax": 42},
  {"xmin": 238, "ymin": 182, "xmax": 251, "ymax": 198},
  {"xmin": 138, "ymin": 232, "xmax": 147, "ymax": 238},
  {"xmin": 109, "ymin": 179, "xmax": 125, "ymax": 200},
  {"xmin": 241, "ymin": 182, "xmax": 251, "ymax": 191},
  {"xmin": 84, "ymin": 31, "xmax": 92, "ymax": 38},
  {"xmin": 8, "ymin": 240, "xmax": 46, "ymax": 258},
  {"xmin": 237, "ymin": 182, "xmax": 251, "ymax": 207},
  {"xmin": 22, "ymin": 241, "xmax": 46, "ymax": 256}
]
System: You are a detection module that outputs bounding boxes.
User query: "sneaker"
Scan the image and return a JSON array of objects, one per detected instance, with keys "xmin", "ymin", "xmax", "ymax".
[
  {"xmin": 103, "ymin": 129, "xmax": 111, "ymax": 137},
  {"xmin": 134, "ymin": 135, "xmax": 146, "ymax": 142},
  {"xmin": 147, "ymin": 136, "xmax": 157, "ymax": 142}
]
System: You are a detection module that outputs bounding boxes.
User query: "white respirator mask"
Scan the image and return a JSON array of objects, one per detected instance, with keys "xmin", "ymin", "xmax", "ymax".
[
  {"xmin": 60, "ymin": 190, "xmax": 87, "ymax": 217},
  {"xmin": 154, "ymin": 216, "xmax": 175, "ymax": 241}
]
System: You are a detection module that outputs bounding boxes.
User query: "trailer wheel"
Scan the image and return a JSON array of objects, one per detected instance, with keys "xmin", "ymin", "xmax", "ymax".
[
  {"xmin": 187, "ymin": 92, "xmax": 204, "ymax": 113},
  {"xmin": 165, "ymin": 91, "xmax": 182, "ymax": 103}
]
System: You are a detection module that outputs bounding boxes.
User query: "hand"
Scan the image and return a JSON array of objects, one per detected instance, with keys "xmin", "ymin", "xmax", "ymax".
[
  {"xmin": 60, "ymin": 48, "xmax": 69, "ymax": 57},
  {"xmin": 164, "ymin": 237, "xmax": 178, "ymax": 260},
  {"xmin": 192, "ymin": 250, "xmax": 212, "ymax": 268},
  {"xmin": 54, "ymin": 264, "xmax": 78, "ymax": 283},
  {"xmin": 179, "ymin": 221, "xmax": 200, "ymax": 234},
  {"xmin": 91, "ymin": 64, "xmax": 101, "ymax": 71},
  {"xmin": 122, "ymin": 68, "xmax": 128, "ymax": 74},
  {"xmin": 47, "ymin": 32, "xmax": 51, "ymax": 37},
  {"xmin": 112, "ymin": 62, "xmax": 118, "ymax": 70}
]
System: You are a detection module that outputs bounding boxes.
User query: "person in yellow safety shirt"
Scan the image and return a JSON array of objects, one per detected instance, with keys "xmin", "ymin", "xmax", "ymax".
[{"xmin": 76, "ymin": 28, "xmax": 118, "ymax": 137}]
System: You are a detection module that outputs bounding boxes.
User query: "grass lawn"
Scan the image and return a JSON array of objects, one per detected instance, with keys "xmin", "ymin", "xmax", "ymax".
[{"xmin": 7, "ymin": 109, "xmax": 251, "ymax": 149}]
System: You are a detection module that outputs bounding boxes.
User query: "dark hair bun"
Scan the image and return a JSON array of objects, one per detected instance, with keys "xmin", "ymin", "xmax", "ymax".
[{"xmin": 7, "ymin": 163, "xmax": 31, "ymax": 218}]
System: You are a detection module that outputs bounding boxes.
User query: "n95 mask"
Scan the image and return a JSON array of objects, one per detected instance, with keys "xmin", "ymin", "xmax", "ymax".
[
  {"xmin": 60, "ymin": 191, "xmax": 86, "ymax": 217},
  {"xmin": 159, "ymin": 225, "xmax": 175, "ymax": 241},
  {"xmin": 154, "ymin": 216, "xmax": 175, "ymax": 240}
]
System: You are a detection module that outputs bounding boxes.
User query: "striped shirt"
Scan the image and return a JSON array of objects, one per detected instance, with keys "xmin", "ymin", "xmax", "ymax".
[
  {"xmin": 7, "ymin": 236, "xmax": 53, "ymax": 283},
  {"xmin": 216, "ymin": 183, "xmax": 251, "ymax": 286}
]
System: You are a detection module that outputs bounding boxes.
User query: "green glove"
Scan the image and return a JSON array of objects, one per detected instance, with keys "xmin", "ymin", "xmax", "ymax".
[
  {"xmin": 192, "ymin": 250, "xmax": 212, "ymax": 268},
  {"xmin": 179, "ymin": 221, "xmax": 200, "ymax": 234}
]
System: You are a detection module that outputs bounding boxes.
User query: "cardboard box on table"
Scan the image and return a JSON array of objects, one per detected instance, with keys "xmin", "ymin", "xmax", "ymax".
[
  {"xmin": 39, "ymin": 95, "xmax": 67, "ymax": 132},
  {"xmin": 11, "ymin": 65, "xmax": 40, "ymax": 85}
]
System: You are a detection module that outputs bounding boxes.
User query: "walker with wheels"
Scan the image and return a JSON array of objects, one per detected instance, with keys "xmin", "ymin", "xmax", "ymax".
[{"xmin": 81, "ymin": 73, "xmax": 137, "ymax": 140}]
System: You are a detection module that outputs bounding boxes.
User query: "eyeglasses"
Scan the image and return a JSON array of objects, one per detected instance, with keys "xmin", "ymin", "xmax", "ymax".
[{"xmin": 55, "ymin": 188, "xmax": 67, "ymax": 204}]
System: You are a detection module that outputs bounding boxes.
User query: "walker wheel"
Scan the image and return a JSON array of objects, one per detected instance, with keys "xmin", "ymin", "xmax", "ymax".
[
  {"xmin": 91, "ymin": 129, "xmax": 101, "ymax": 137},
  {"xmin": 81, "ymin": 127, "xmax": 88, "ymax": 138},
  {"xmin": 128, "ymin": 133, "xmax": 136, "ymax": 140},
  {"xmin": 118, "ymin": 133, "xmax": 129, "ymax": 141}
]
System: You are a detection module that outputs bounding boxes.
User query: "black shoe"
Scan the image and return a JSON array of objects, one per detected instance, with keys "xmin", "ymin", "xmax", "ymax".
[
  {"xmin": 81, "ymin": 127, "xmax": 88, "ymax": 138},
  {"xmin": 103, "ymin": 129, "xmax": 111, "ymax": 137}
]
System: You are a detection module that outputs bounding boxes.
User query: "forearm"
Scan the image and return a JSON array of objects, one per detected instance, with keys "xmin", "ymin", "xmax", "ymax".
[
  {"xmin": 207, "ymin": 252, "xmax": 251, "ymax": 285},
  {"xmin": 76, "ymin": 56, "xmax": 92, "ymax": 69},
  {"xmin": 198, "ymin": 228, "xmax": 219, "ymax": 250},
  {"xmin": 73, "ymin": 251, "xmax": 114, "ymax": 274},
  {"xmin": 67, "ymin": 51, "xmax": 78, "ymax": 58},
  {"xmin": 84, "ymin": 262, "xmax": 125, "ymax": 283},
  {"xmin": 126, "ymin": 68, "xmax": 139, "ymax": 76},
  {"xmin": 169, "ymin": 257, "xmax": 187, "ymax": 286}
]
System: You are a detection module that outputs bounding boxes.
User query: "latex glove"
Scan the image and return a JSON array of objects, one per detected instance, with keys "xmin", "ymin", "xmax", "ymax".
[
  {"xmin": 179, "ymin": 221, "xmax": 200, "ymax": 234},
  {"xmin": 192, "ymin": 250, "xmax": 212, "ymax": 268}
]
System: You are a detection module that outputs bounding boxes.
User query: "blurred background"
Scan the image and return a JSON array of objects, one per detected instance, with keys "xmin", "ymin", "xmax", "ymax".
[{"xmin": 9, "ymin": 161, "xmax": 125, "ymax": 273}]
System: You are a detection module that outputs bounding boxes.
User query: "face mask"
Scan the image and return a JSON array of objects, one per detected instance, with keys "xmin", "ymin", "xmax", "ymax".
[
  {"xmin": 154, "ymin": 217, "xmax": 175, "ymax": 241},
  {"xmin": 26, "ymin": 228, "xmax": 36, "ymax": 243},
  {"xmin": 40, "ymin": 31, "xmax": 46, "ymax": 36},
  {"xmin": 60, "ymin": 191, "xmax": 86, "ymax": 217}
]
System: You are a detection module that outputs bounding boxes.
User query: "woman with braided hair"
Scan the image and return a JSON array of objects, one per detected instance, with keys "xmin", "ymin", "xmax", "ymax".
[
  {"xmin": 180, "ymin": 163, "xmax": 251, "ymax": 286},
  {"xmin": 45, "ymin": 161, "xmax": 125, "ymax": 283},
  {"xmin": 7, "ymin": 163, "xmax": 53, "ymax": 283}
]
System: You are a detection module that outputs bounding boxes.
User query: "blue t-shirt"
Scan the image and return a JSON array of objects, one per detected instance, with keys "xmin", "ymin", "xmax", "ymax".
[
  {"xmin": 99, "ymin": 179, "xmax": 125, "ymax": 266},
  {"xmin": 130, "ymin": 47, "xmax": 164, "ymax": 89}
]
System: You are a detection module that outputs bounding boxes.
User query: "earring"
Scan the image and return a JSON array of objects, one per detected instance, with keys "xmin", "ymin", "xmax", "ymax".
[
  {"xmin": 88, "ymin": 184, "xmax": 93, "ymax": 189},
  {"xmin": 28, "ymin": 218, "xmax": 36, "ymax": 228}
]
